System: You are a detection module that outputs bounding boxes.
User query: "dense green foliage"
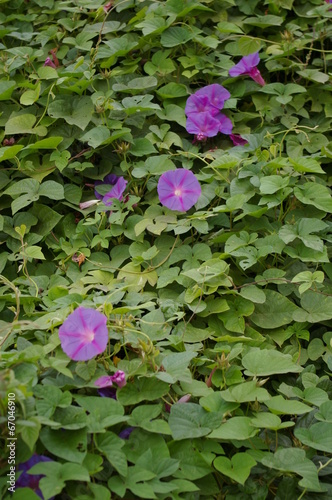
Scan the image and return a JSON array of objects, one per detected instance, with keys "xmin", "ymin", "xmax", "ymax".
[{"xmin": 0, "ymin": 0, "xmax": 332, "ymax": 498}]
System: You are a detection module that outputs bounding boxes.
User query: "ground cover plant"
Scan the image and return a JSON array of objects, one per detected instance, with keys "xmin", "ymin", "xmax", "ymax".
[{"xmin": 0, "ymin": 0, "xmax": 332, "ymax": 498}]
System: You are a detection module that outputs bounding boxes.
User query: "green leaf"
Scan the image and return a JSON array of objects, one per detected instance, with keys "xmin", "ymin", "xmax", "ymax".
[
  {"xmin": 156, "ymin": 351, "xmax": 196, "ymax": 384},
  {"xmin": 161, "ymin": 26, "xmax": 196, "ymax": 47},
  {"xmin": 39, "ymin": 181, "xmax": 64, "ymax": 200},
  {"xmin": 40, "ymin": 427, "xmax": 87, "ymax": 463},
  {"xmin": 289, "ymin": 157, "xmax": 325, "ymax": 174},
  {"xmin": 293, "ymin": 291, "xmax": 332, "ymax": 323},
  {"xmin": 250, "ymin": 412, "xmax": 294, "ymax": 431},
  {"xmin": 0, "ymin": 145, "xmax": 24, "ymax": 162},
  {"xmin": 48, "ymin": 96, "xmax": 94, "ymax": 131},
  {"xmin": 96, "ymin": 432, "xmax": 127, "ymax": 476},
  {"xmin": 242, "ymin": 349, "xmax": 302, "ymax": 376},
  {"xmin": 294, "ymin": 183, "xmax": 332, "ymax": 212},
  {"xmin": 169, "ymin": 403, "xmax": 221, "ymax": 440},
  {"xmin": 220, "ymin": 381, "xmax": 270, "ymax": 403},
  {"xmin": 117, "ymin": 378, "xmax": 169, "ymax": 405},
  {"xmin": 156, "ymin": 83, "xmax": 188, "ymax": 99},
  {"xmin": 265, "ymin": 395, "xmax": 312, "ymax": 415},
  {"xmin": 5, "ymin": 114, "xmax": 47, "ymax": 136},
  {"xmin": 24, "ymin": 245, "xmax": 45, "ymax": 260},
  {"xmin": 20, "ymin": 417, "xmax": 41, "ymax": 450},
  {"xmin": 262, "ymin": 448, "xmax": 324, "ymax": 492},
  {"xmin": 209, "ymin": 416, "xmax": 258, "ymax": 440},
  {"xmin": 295, "ymin": 423, "xmax": 332, "ymax": 454},
  {"xmin": 214, "ymin": 453, "xmax": 257, "ymax": 485},
  {"xmin": 315, "ymin": 401, "xmax": 332, "ymax": 423},
  {"xmin": 0, "ymin": 80, "xmax": 16, "ymax": 100},
  {"xmin": 20, "ymin": 82, "xmax": 41, "ymax": 106},
  {"xmin": 23, "ymin": 137, "xmax": 63, "ymax": 150},
  {"xmin": 79, "ymin": 126, "xmax": 110, "ymax": 148},
  {"xmin": 239, "ymin": 285, "xmax": 266, "ymax": 304},
  {"xmin": 250, "ymin": 290, "xmax": 300, "ymax": 328}
]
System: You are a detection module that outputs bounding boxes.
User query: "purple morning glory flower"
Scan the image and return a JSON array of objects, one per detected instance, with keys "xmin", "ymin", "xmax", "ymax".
[
  {"xmin": 157, "ymin": 169, "xmax": 201, "ymax": 212},
  {"xmin": 185, "ymin": 83, "xmax": 230, "ymax": 115},
  {"xmin": 185, "ymin": 95, "xmax": 220, "ymax": 117},
  {"xmin": 230, "ymin": 134, "xmax": 249, "ymax": 146},
  {"xmin": 194, "ymin": 84, "xmax": 230, "ymax": 109},
  {"xmin": 94, "ymin": 173, "xmax": 119, "ymax": 200},
  {"xmin": 80, "ymin": 175, "xmax": 127, "ymax": 210},
  {"xmin": 186, "ymin": 112, "xmax": 222, "ymax": 141},
  {"xmin": 229, "ymin": 52, "xmax": 265, "ymax": 86},
  {"xmin": 16, "ymin": 454, "xmax": 54, "ymax": 500},
  {"xmin": 58, "ymin": 307, "xmax": 109, "ymax": 361},
  {"xmin": 44, "ymin": 57, "xmax": 56, "ymax": 69},
  {"xmin": 215, "ymin": 113, "xmax": 233, "ymax": 135},
  {"xmin": 102, "ymin": 177, "xmax": 128, "ymax": 206},
  {"xmin": 95, "ymin": 370, "xmax": 126, "ymax": 389}
]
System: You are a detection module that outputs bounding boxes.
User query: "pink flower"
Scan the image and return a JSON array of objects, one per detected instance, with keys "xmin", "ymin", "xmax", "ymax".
[
  {"xmin": 95, "ymin": 370, "xmax": 126, "ymax": 389},
  {"xmin": 59, "ymin": 307, "xmax": 108, "ymax": 361},
  {"xmin": 111, "ymin": 370, "xmax": 126, "ymax": 388},
  {"xmin": 44, "ymin": 57, "xmax": 56, "ymax": 69},
  {"xmin": 157, "ymin": 168, "xmax": 201, "ymax": 212},
  {"xmin": 229, "ymin": 52, "xmax": 265, "ymax": 86},
  {"xmin": 103, "ymin": 1, "xmax": 113, "ymax": 12}
]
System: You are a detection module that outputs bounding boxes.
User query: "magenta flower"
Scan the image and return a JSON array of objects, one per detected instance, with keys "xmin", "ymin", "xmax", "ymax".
[
  {"xmin": 95, "ymin": 370, "xmax": 126, "ymax": 389},
  {"xmin": 102, "ymin": 177, "xmax": 127, "ymax": 206},
  {"xmin": 16, "ymin": 454, "xmax": 54, "ymax": 500},
  {"xmin": 103, "ymin": 1, "xmax": 113, "ymax": 12},
  {"xmin": 229, "ymin": 52, "xmax": 265, "ymax": 86},
  {"xmin": 157, "ymin": 169, "xmax": 201, "ymax": 212},
  {"xmin": 110, "ymin": 370, "xmax": 126, "ymax": 388},
  {"xmin": 230, "ymin": 134, "xmax": 249, "ymax": 146},
  {"xmin": 59, "ymin": 307, "xmax": 109, "ymax": 361},
  {"xmin": 44, "ymin": 57, "xmax": 56, "ymax": 69}
]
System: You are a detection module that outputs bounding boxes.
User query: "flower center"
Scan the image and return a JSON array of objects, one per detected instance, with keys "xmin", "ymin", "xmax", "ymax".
[
  {"xmin": 85, "ymin": 330, "xmax": 95, "ymax": 343},
  {"xmin": 174, "ymin": 189, "xmax": 182, "ymax": 197}
]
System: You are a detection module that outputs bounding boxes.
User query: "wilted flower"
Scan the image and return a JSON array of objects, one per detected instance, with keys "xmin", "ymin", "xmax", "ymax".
[
  {"xmin": 16, "ymin": 454, "xmax": 54, "ymax": 500},
  {"xmin": 59, "ymin": 307, "xmax": 108, "ymax": 361},
  {"xmin": 95, "ymin": 370, "xmax": 126, "ymax": 389},
  {"xmin": 229, "ymin": 52, "xmax": 265, "ymax": 86},
  {"xmin": 44, "ymin": 57, "xmax": 56, "ymax": 69},
  {"xmin": 103, "ymin": 1, "xmax": 113, "ymax": 12},
  {"xmin": 230, "ymin": 134, "xmax": 249, "ymax": 146},
  {"xmin": 157, "ymin": 168, "xmax": 201, "ymax": 212}
]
